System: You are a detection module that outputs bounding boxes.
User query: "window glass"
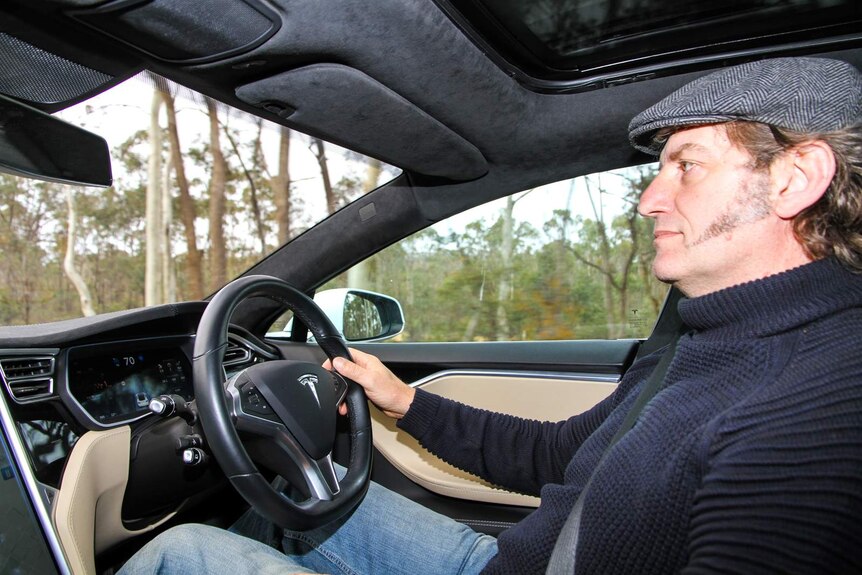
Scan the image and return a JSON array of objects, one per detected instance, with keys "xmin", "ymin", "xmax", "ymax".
[
  {"xmin": 18, "ymin": 420, "xmax": 79, "ymax": 487},
  {"xmin": 0, "ymin": 430, "xmax": 59, "ymax": 574},
  {"xmin": 321, "ymin": 165, "xmax": 668, "ymax": 342}
]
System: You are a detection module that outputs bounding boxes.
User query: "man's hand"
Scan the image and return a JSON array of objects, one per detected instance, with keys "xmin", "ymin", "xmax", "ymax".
[{"xmin": 324, "ymin": 348, "xmax": 416, "ymax": 419}]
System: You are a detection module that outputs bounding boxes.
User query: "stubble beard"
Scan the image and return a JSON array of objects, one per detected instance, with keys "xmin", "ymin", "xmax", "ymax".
[{"xmin": 686, "ymin": 171, "xmax": 773, "ymax": 248}]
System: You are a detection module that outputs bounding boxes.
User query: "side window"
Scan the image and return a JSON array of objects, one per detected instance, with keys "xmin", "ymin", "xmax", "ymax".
[
  {"xmin": 321, "ymin": 165, "xmax": 668, "ymax": 342},
  {"xmin": 0, "ymin": 431, "xmax": 59, "ymax": 574}
]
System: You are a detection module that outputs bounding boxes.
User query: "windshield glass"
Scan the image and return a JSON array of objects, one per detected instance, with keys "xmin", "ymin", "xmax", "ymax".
[{"xmin": 0, "ymin": 72, "xmax": 398, "ymax": 325}]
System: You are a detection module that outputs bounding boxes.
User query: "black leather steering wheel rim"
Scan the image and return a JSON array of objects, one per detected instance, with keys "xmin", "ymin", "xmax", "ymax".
[{"xmin": 193, "ymin": 274, "xmax": 372, "ymax": 530}]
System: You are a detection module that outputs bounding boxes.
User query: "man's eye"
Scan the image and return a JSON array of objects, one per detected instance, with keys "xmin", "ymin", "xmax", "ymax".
[{"xmin": 679, "ymin": 161, "xmax": 695, "ymax": 173}]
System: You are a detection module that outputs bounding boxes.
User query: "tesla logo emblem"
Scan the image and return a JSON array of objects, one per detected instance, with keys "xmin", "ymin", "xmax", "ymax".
[{"xmin": 299, "ymin": 374, "xmax": 320, "ymax": 407}]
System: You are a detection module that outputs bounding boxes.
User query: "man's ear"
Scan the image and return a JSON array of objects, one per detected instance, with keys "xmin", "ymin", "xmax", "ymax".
[{"xmin": 772, "ymin": 140, "xmax": 836, "ymax": 220}]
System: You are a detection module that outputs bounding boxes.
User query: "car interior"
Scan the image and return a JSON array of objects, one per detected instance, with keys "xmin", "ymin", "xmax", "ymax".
[{"xmin": 0, "ymin": 1, "xmax": 860, "ymax": 574}]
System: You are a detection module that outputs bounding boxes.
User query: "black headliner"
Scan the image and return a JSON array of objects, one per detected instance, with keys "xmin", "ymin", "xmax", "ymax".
[{"xmin": 2, "ymin": 0, "xmax": 860, "ymax": 333}]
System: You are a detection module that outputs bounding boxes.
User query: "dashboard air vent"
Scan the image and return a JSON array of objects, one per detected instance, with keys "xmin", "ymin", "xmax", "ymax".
[
  {"xmin": 0, "ymin": 356, "xmax": 55, "ymax": 402},
  {"xmin": 223, "ymin": 340, "xmax": 252, "ymax": 368}
]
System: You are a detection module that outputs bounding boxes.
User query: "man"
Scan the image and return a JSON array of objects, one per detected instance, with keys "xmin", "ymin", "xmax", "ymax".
[{"xmin": 121, "ymin": 57, "xmax": 862, "ymax": 574}]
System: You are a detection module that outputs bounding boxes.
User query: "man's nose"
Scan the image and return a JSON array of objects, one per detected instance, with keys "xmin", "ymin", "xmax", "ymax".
[{"xmin": 638, "ymin": 174, "xmax": 673, "ymax": 218}]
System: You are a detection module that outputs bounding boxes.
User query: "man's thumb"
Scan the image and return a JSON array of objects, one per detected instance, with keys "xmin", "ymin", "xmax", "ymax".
[{"xmin": 332, "ymin": 356, "xmax": 356, "ymax": 377}]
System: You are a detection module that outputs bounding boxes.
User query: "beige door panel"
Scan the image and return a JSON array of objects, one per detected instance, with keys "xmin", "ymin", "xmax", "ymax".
[{"xmin": 371, "ymin": 371, "xmax": 616, "ymax": 508}]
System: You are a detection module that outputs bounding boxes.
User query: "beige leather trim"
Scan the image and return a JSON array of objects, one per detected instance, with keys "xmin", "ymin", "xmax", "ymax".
[
  {"xmin": 52, "ymin": 427, "xmax": 176, "ymax": 575},
  {"xmin": 371, "ymin": 373, "xmax": 616, "ymax": 508}
]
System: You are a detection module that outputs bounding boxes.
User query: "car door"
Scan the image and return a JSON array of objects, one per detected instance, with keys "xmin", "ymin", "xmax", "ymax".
[{"xmin": 349, "ymin": 339, "xmax": 638, "ymax": 533}]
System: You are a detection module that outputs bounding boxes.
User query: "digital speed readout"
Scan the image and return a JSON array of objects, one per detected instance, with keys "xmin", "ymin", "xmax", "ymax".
[{"xmin": 68, "ymin": 347, "xmax": 193, "ymax": 425}]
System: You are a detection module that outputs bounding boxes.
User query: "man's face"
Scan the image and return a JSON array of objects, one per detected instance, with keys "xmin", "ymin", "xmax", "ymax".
[{"xmin": 637, "ymin": 124, "xmax": 782, "ymax": 297}]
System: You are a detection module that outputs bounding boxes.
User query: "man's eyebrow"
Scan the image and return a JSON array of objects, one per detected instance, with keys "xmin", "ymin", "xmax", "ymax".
[{"xmin": 659, "ymin": 142, "xmax": 712, "ymax": 166}]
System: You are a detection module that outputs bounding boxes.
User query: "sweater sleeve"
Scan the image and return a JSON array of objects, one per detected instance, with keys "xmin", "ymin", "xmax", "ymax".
[{"xmin": 397, "ymin": 381, "xmax": 626, "ymax": 496}]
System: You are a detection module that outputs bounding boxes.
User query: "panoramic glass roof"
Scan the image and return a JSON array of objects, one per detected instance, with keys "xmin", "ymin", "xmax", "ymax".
[{"xmin": 441, "ymin": 0, "xmax": 862, "ymax": 90}]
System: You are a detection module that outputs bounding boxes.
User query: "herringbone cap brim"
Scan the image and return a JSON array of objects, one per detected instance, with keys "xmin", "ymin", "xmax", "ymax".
[{"xmin": 628, "ymin": 57, "xmax": 862, "ymax": 155}]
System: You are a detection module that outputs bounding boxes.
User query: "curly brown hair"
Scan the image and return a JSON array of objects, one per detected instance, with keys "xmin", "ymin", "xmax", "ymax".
[{"xmin": 655, "ymin": 121, "xmax": 862, "ymax": 272}]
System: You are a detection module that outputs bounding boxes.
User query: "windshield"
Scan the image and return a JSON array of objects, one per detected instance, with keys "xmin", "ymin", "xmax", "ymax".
[{"xmin": 0, "ymin": 72, "xmax": 398, "ymax": 325}]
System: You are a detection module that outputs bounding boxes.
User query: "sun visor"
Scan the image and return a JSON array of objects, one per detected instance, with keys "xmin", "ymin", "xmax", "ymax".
[{"xmin": 235, "ymin": 64, "xmax": 488, "ymax": 181}]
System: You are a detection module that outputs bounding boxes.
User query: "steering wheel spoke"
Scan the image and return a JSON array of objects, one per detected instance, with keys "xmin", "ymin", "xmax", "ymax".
[{"xmin": 304, "ymin": 454, "xmax": 340, "ymax": 501}]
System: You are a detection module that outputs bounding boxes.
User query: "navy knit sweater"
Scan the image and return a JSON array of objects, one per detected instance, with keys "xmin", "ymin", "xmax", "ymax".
[{"xmin": 398, "ymin": 258, "xmax": 862, "ymax": 574}]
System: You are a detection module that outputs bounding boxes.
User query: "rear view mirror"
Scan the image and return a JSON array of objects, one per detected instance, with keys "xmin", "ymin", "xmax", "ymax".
[{"xmin": 0, "ymin": 93, "xmax": 112, "ymax": 187}]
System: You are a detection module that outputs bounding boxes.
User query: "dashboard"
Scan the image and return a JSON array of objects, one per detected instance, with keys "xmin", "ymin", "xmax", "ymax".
[
  {"xmin": 0, "ymin": 300, "xmax": 327, "ymax": 571},
  {"xmin": 0, "ymin": 302, "xmax": 279, "ymax": 489},
  {"xmin": 0, "ymin": 300, "xmax": 296, "ymax": 551}
]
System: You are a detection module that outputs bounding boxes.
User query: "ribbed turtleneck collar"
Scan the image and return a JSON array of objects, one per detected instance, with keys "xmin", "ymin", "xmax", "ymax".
[{"xmin": 677, "ymin": 258, "xmax": 862, "ymax": 338}]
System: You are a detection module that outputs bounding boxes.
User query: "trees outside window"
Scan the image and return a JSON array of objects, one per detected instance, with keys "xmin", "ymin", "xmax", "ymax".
[
  {"xmin": 321, "ymin": 166, "xmax": 667, "ymax": 342},
  {"xmin": 0, "ymin": 72, "xmax": 395, "ymax": 324}
]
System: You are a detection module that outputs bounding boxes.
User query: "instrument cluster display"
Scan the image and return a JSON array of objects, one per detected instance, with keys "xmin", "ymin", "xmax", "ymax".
[{"xmin": 68, "ymin": 345, "xmax": 193, "ymax": 426}]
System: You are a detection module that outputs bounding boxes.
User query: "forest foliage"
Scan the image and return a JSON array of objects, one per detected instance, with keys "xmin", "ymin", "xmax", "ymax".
[{"xmin": 0, "ymin": 74, "xmax": 666, "ymax": 341}]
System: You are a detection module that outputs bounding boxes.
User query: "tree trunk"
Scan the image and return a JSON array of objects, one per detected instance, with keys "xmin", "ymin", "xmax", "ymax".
[
  {"xmin": 363, "ymin": 158, "xmax": 381, "ymax": 193},
  {"xmin": 496, "ymin": 195, "xmax": 514, "ymax": 340},
  {"xmin": 586, "ymin": 180, "xmax": 619, "ymax": 338},
  {"xmin": 161, "ymin": 155, "xmax": 176, "ymax": 303},
  {"xmin": 63, "ymin": 187, "xmax": 96, "ymax": 317},
  {"xmin": 616, "ymin": 213, "xmax": 639, "ymax": 334},
  {"xmin": 273, "ymin": 126, "xmax": 292, "ymax": 245},
  {"xmin": 346, "ymin": 159, "xmax": 381, "ymax": 290},
  {"xmin": 206, "ymin": 98, "xmax": 228, "ymax": 292},
  {"xmin": 145, "ymin": 89, "xmax": 164, "ymax": 306},
  {"xmin": 163, "ymin": 90, "xmax": 204, "ymax": 299},
  {"xmin": 223, "ymin": 124, "xmax": 266, "ymax": 255},
  {"xmin": 312, "ymin": 138, "xmax": 336, "ymax": 214},
  {"xmin": 462, "ymin": 311, "xmax": 479, "ymax": 342}
]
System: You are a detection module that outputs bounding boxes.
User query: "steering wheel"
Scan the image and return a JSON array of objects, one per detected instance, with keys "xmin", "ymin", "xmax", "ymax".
[{"xmin": 193, "ymin": 275, "xmax": 372, "ymax": 530}]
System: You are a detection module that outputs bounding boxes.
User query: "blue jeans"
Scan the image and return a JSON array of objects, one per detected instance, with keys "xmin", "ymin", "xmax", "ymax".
[{"xmin": 119, "ymin": 479, "xmax": 498, "ymax": 575}]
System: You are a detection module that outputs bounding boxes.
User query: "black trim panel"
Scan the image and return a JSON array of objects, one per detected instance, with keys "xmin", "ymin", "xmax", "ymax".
[{"xmin": 358, "ymin": 340, "xmax": 638, "ymax": 383}]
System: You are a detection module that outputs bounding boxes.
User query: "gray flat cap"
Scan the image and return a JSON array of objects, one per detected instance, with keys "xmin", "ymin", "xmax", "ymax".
[{"xmin": 628, "ymin": 57, "xmax": 862, "ymax": 155}]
